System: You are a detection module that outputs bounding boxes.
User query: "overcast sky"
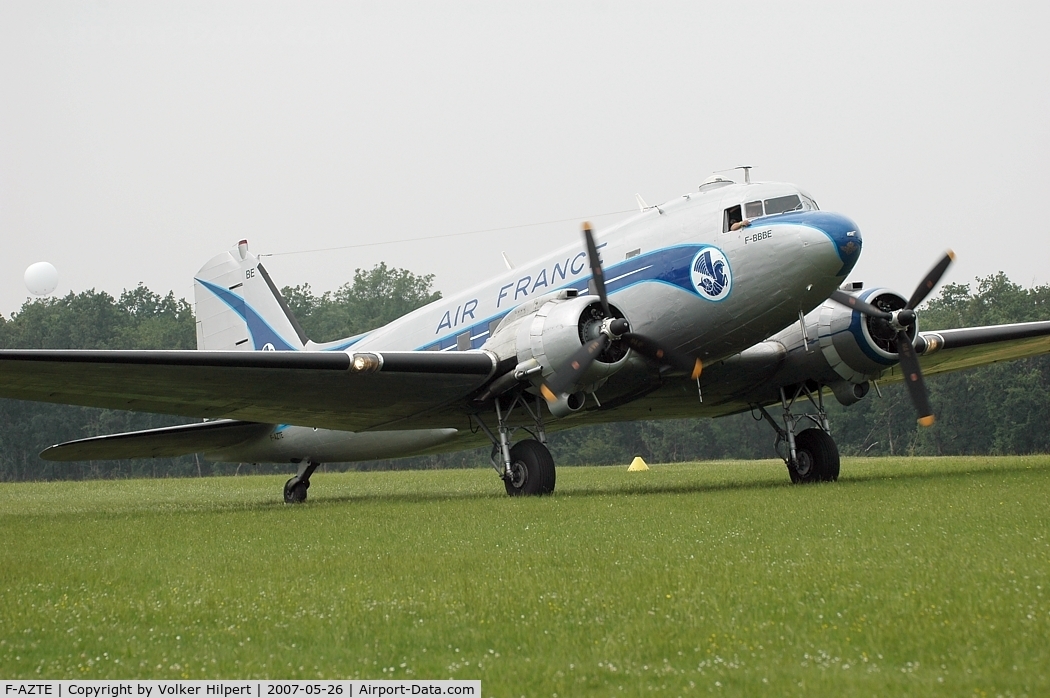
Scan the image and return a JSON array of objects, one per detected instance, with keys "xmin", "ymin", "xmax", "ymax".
[{"xmin": 1, "ymin": 2, "xmax": 1047, "ymax": 321}]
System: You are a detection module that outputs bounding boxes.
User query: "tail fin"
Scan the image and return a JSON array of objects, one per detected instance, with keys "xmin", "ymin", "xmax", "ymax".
[{"xmin": 193, "ymin": 240, "xmax": 309, "ymax": 351}]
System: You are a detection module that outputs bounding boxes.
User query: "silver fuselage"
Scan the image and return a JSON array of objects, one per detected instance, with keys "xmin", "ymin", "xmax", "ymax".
[{"xmin": 209, "ymin": 179, "xmax": 862, "ymax": 463}]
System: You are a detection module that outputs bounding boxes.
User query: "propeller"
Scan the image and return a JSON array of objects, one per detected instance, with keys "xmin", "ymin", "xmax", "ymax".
[
  {"xmin": 540, "ymin": 223, "xmax": 703, "ymax": 402},
  {"xmin": 831, "ymin": 250, "xmax": 955, "ymax": 427}
]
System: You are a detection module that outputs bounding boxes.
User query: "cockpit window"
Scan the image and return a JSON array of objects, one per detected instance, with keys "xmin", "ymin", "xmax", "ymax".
[
  {"xmin": 727, "ymin": 193, "xmax": 820, "ymax": 232},
  {"xmin": 763, "ymin": 194, "xmax": 803, "ymax": 215},
  {"xmin": 722, "ymin": 204, "xmax": 743, "ymax": 233}
]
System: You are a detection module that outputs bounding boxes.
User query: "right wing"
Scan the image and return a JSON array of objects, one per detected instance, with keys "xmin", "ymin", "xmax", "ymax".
[{"xmin": 0, "ymin": 349, "xmax": 498, "ymax": 432}]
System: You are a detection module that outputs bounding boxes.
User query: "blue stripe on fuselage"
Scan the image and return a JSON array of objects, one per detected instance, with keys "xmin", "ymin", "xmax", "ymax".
[
  {"xmin": 422, "ymin": 214, "xmax": 861, "ymax": 352},
  {"xmin": 750, "ymin": 210, "xmax": 862, "ymax": 276},
  {"xmin": 417, "ymin": 244, "xmax": 711, "ymax": 351},
  {"xmin": 323, "ymin": 338, "xmax": 365, "ymax": 351}
]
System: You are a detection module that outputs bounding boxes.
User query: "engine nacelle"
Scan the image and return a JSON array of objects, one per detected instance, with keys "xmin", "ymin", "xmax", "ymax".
[
  {"xmin": 816, "ymin": 287, "xmax": 917, "ymax": 384},
  {"xmin": 482, "ymin": 291, "xmax": 632, "ymax": 416}
]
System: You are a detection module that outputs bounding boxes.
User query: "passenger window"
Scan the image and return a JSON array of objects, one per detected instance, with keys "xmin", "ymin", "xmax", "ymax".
[
  {"xmin": 457, "ymin": 331, "xmax": 472, "ymax": 351},
  {"xmin": 744, "ymin": 201, "xmax": 763, "ymax": 219},
  {"xmin": 764, "ymin": 194, "xmax": 802, "ymax": 215},
  {"xmin": 723, "ymin": 205, "xmax": 743, "ymax": 233}
]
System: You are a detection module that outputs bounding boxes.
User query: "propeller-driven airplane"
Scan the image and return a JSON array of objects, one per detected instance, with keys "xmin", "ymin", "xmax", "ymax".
[{"xmin": 4, "ymin": 172, "xmax": 1050, "ymax": 502}]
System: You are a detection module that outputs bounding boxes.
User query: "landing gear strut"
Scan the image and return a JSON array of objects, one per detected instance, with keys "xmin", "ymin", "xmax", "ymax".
[
  {"xmin": 754, "ymin": 384, "xmax": 840, "ymax": 484},
  {"xmin": 284, "ymin": 459, "xmax": 320, "ymax": 503},
  {"xmin": 473, "ymin": 392, "xmax": 556, "ymax": 496}
]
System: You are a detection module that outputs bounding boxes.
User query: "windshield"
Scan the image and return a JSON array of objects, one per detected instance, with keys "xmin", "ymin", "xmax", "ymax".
[
  {"xmin": 726, "ymin": 191, "xmax": 821, "ymax": 232},
  {"xmin": 742, "ymin": 193, "xmax": 819, "ymax": 218},
  {"xmin": 763, "ymin": 194, "xmax": 803, "ymax": 215}
]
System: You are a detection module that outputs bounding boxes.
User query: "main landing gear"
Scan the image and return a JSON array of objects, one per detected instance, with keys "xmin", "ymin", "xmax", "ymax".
[
  {"xmin": 473, "ymin": 392, "xmax": 556, "ymax": 496},
  {"xmin": 754, "ymin": 384, "xmax": 840, "ymax": 484},
  {"xmin": 284, "ymin": 459, "xmax": 320, "ymax": 503}
]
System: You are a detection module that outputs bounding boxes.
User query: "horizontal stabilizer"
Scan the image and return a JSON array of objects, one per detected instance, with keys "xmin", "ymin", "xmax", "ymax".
[{"xmin": 41, "ymin": 419, "xmax": 272, "ymax": 461}]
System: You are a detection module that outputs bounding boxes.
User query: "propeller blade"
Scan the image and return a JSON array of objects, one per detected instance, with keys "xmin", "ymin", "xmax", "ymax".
[
  {"xmin": 540, "ymin": 335, "xmax": 609, "ymax": 401},
  {"xmin": 829, "ymin": 252, "xmax": 953, "ymax": 426},
  {"xmin": 582, "ymin": 222, "xmax": 612, "ymax": 318},
  {"xmin": 829, "ymin": 289, "xmax": 892, "ymax": 320},
  {"xmin": 622, "ymin": 332, "xmax": 703, "ymax": 379},
  {"xmin": 905, "ymin": 250, "xmax": 955, "ymax": 310},
  {"xmin": 896, "ymin": 329, "xmax": 935, "ymax": 426}
]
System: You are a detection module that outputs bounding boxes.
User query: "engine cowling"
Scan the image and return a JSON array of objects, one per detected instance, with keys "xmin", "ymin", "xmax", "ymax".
[
  {"xmin": 817, "ymin": 287, "xmax": 917, "ymax": 384},
  {"xmin": 482, "ymin": 291, "xmax": 632, "ymax": 416},
  {"xmin": 520, "ymin": 293, "xmax": 630, "ymax": 376}
]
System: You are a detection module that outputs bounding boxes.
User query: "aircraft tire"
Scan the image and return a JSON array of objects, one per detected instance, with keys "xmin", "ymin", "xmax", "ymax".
[
  {"xmin": 504, "ymin": 440, "xmax": 556, "ymax": 497},
  {"xmin": 790, "ymin": 429, "xmax": 840, "ymax": 483},
  {"xmin": 284, "ymin": 477, "xmax": 309, "ymax": 503}
]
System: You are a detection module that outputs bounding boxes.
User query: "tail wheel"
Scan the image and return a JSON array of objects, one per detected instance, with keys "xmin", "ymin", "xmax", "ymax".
[
  {"xmin": 789, "ymin": 428, "xmax": 840, "ymax": 484},
  {"xmin": 284, "ymin": 477, "xmax": 309, "ymax": 503},
  {"xmin": 504, "ymin": 440, "xmax": 556, "ymax": 497}
]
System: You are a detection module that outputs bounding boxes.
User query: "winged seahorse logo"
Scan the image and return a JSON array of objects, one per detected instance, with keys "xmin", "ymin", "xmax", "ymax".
[{"xmin": 691, "ymin": 249, "xmax": 730, "ymax": 300}]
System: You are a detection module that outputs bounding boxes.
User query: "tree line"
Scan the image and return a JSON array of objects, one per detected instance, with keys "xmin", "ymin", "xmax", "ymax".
[{"xmin": 1, "ymin": 269, "xmax": 1048, "ymax": 481}]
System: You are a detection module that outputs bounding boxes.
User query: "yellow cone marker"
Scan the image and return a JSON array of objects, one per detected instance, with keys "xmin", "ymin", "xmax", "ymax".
[{"xmin": 628, "ymin": 456, "xmax": 649, "ymax": 471}]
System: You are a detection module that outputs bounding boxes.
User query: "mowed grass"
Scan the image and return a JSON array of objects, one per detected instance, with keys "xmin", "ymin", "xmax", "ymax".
[{"xmin": 1, "ymin": 456, "xmax": 1049, "ymax": 696}]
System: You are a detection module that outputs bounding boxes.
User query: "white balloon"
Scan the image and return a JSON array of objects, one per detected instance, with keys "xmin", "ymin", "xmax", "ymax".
[{"xmin": 25, "ymin": 262, "xmax": 58, "ymax": 296}]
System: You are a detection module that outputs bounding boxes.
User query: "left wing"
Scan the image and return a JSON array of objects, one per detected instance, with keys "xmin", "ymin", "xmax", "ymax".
[
  {"xmin": 587, "ymin": 319, "xmax": 1050, "ymax": 423},
  {"xmin": 0, "ymin": 349, "xmax": 498, "ymax": 432},
  {"xmin": 887, "ymin": 320, "xmax": 1050, "ymax": 380}
]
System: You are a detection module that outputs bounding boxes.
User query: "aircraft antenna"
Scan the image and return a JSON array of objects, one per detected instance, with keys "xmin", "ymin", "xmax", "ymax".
[
  {"xmin": 713, "ymin": 165, "xmax": 753, "ymax": 183},
  {"xmin": 257, "ymin": 208, "xmax": 636, "ymax": 258}
]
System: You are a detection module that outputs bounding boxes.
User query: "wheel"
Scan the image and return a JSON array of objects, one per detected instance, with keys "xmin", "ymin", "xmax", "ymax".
[
  {"xmin": 788, "ymin": 428, "xmax": 840, "ymax": 484},
  {"xmin": 284, "ymin": 477, "xmax": 309, "ymax": 503},
  {"xmin": 503, "ymin": 440, "xmax": 556, "ymax": 497},
  {"xmin": 787, "ymin": 448, "xmax": 813, "ymax": 484}
]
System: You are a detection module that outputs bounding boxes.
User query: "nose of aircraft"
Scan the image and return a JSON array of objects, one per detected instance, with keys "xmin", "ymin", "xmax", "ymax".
[{"xmin": 783, "ymin": 210, "xmax": 863, "ymax": 278}]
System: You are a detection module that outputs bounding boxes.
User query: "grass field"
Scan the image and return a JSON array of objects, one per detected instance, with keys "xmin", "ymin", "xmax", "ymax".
[{"xmin": 1, "ymin": 456, "xmax": 1048, "ymax": 696}]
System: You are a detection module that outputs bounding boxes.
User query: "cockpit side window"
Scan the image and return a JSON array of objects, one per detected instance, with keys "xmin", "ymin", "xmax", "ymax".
[
  {"xmin": 763, "ymin": 194, "xmax": 803, "ymax": 215},
  {"xmin": 744, "ymin": 201, "xmax": 763, "ymax": 219},
  {"xmin": 723, "ymin": 205, "xmax": 743, "ymax": 233}
]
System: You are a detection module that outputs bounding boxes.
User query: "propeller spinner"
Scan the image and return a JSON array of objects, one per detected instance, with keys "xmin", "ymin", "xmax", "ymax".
[
  {"xmin": 540, "ymin": 223, "xmax": 703, "ymax": 402},
  {"xmin": 830, "ymin": 250, "xmax": 955, "ymax": 427}
]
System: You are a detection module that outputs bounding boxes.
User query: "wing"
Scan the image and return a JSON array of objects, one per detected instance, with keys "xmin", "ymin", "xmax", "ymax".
[
  {"xmin": 0, "ymin": 349, "xmax": 498, "ymax": 432},
  {"xmin": 577, "ymin": 319, "xmax": 1050, "ymax": 424},
  {"xmin": 884, "ymin": 320, "xmax": 1050, "ymax": 381}
]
